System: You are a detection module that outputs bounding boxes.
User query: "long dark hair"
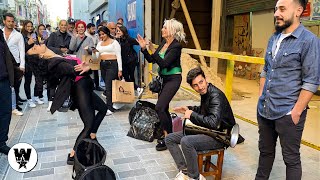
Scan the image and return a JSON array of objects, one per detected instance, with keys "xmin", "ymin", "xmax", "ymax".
[
  {"xmin": 97, "ymin": 26, "xmax": 113, "ymax": 39},
  {"xmin": 21, "ymin": 20, "xmax": 33, "ymax": 37},
  {"xmin": 118, "ymin": 25, "xmax": 129, "ymax": 39}
]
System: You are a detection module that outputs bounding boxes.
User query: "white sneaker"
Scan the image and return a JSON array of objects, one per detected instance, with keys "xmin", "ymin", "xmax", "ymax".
[
  {"xmin": 189, "ymin": 174, "xmax": 206, "ymax": 180},
  {"xmin": 137, "ymin": 87, "xmax": 144, "ymax": 98},
  {"xmin": 12, "ymin": 109, "xmax": 23, "ymax": 116},
  {"xmin": 106, "ymin": 110, "xmax": 113, "ymax": 116},
  {"xmin": 113, "ymin": 103, "xmax": 125, "ymax": 110},
  {"xmin": 101, "ymin": 92, "xmax": 107, "ymax": 99},
  {"xmin": 27, "ymin": 99, "xmax": 36, "ymax": 108},
  {"xmin": 47, "ymin": 101, "xmax": 53, "ymax": 112},
  {"xmin": 34, "ymin": 97, "xmax": 44, "ymax": 105},
  {"xmin": 174, "ymin": 171, "xmax": 189, "ymax": 180}
]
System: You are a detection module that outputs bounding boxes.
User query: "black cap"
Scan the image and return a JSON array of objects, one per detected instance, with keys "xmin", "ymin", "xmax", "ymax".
[{"xmin": 67, "ymin": 18, "xmax": 75, "ymax": 24}]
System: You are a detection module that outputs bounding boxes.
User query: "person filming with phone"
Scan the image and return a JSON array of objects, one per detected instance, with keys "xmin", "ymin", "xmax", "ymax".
[
  {"xmin": 37, "ymin": 24, "xmax": 48, "ymax": 44},
  {"xmin": 21, "ymin": 20, "xmax": 45, "ymax": 108}
]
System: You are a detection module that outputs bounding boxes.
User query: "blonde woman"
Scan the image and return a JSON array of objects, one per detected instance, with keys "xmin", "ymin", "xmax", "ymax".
[{"xmin": 136, "ymin": 18, "xmax": 186, "ymax": 151}]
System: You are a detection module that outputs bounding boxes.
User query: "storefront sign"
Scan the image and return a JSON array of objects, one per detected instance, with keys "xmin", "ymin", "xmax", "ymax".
[{"xmin": 127, "ymin": 0, "xmax": 137, "ymax": 28}]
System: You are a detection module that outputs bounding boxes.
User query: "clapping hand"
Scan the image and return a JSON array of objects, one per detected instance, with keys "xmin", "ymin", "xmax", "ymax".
[
  {"xmin": 136, "ymin": 34, "xmax": 147, "ymax": 50},
  {"xmin": 74, "ymin": 62, "xmax": 90, "ymax": 75}
]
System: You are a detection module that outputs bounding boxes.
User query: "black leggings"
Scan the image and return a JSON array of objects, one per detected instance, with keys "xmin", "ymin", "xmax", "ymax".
[
  {"xmin": 73, "ymin": 77, "xmax": 107, "ymax": 149},
  {"xmin": 156, "ymin": 74, "xmax": 182, "ymax": 134},
  {"xmin": 122, "ymin": 61, "xmax": 138, "ymax": 89}
]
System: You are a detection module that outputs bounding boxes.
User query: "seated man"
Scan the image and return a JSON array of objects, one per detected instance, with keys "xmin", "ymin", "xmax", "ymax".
[{"xmin": 165, "ymin": 67, "xmax": 239, "ymax": 180}]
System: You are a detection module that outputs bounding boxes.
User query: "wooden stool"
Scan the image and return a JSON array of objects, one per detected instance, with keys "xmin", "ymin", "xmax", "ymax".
[{"xmin": 197, "ymin": 148, "xmax": 225, "ymax": 180}]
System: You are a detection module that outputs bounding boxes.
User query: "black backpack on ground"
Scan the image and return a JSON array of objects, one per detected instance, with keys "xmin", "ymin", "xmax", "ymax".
[
  {"xmin": 127, "ymin": 100, "xmax": 163, "ymax": 141},
  {"xmin": 72, "ymin": 138, "xmax": 116, "ymax": 180}
]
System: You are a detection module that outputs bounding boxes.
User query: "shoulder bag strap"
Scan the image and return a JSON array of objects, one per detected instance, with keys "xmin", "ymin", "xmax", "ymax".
[{"xmin": 75, "ymin": 36, "xmax": 87, "ymax": 52}]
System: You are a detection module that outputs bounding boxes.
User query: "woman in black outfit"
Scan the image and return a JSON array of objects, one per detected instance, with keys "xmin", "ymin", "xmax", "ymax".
[
  {"xmin": 116, "ymin": 26, "xmax": 142, "ymax": 94},
  {"xmin": 136, "ymin": 19, "xmax": 186, "ymax": 151},
  {"xmin": 21, "ymin": 20, "xmax": 44, "ymax": 107},
  {"xmin": 27, "ymin": 44, "xmax": 107, "ymax": 165}
]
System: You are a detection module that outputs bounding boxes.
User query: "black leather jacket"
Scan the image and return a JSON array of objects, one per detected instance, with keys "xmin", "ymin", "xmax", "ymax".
[{"xmin": 188, "ymin": 83, "xmax": 236, "ymax": 132}]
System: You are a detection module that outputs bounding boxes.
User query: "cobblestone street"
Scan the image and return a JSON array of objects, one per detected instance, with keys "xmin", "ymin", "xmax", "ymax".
[{"xmin": 0, "ymin": 96, "xmax": 319, "ymax": 180}]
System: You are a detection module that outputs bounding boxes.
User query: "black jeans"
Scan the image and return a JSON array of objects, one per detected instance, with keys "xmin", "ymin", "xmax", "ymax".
[
  {"xmin": 73, "ymin": 77, "xmax": 107, "ymax": 149},
  {"xmin": 0, "ymin": 79, "xmax": 12, "ymax": 147},
  {"xmin": 100, "ymin": 60, "xmax": 118, "ymax": 111},
  {"xmin": 165, "ymin": 131, "xmax": 224, "ymax": 178},
  {"xmin": 255, "ymin": 110, "xmax": 307, "ymax": 180},
  {"xmin": 156, "ymin": 74, "xmax": 181, "ymax": 133},
  {"xmin": 24, "ymin": 64, "xmax": 43, "ymax": 99},
  {"xmin": 122, "ymin": 61, "xmax": 138, "ymax": 89}
]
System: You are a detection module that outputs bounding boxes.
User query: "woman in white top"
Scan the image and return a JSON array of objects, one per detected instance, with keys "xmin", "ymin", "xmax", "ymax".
[{"xmin": 93, "ymin": 26, "xmax": 122, "ymax": 115}]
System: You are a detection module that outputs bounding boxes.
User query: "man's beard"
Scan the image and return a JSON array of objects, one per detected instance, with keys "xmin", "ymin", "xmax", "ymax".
[
  {"xmin": 275, "ymin": 17, "xmax": 293, "ymax": 33},
  {"xmin": 90, "ymin": 32, "xmax": 95, "ymax": 35}
]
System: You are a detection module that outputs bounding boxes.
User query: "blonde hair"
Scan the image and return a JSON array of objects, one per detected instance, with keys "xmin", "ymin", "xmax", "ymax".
[{"xmin": 163, "ymin": 18, "xmax": 186, "ymax": 43}]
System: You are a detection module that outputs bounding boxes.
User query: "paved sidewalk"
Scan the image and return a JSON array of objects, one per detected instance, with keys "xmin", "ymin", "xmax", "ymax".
[{"xmin": 0, "ymin": 98, "xmax": 319, "ymax": 180}]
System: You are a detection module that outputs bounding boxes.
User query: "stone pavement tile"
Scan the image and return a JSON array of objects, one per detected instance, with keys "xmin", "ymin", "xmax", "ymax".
[
  {"xmin": 145, "ymin": 164, "xmax": 177, "ymax": 174},
  {"xmin": 23, "ymin": 168, "xmax": 54, "ymax": 178},
  {"xmin": 36, "ymin": 146, "xmax": 55, "ymax": 153},
  {"xmin": 56, "ymin": 144, "xmax": 73, "ymax": 150},
  {"xmin": 149, "ymin": 172, "xmax": 170, "ymax": 180},
  {"xmin": 38, "ymin": 119, "xmax": 57, "ymax": 123},
  {"xmin": 113, "ymin": 156, "xmax": 140, "ymax": 165},
  {"xmin": 165, "ymin": 170, "xmax": 178, "ymax": 179},
  {"xmin": 120, "ymin": 177, "xmax": 135, "ymax": 180},
  {"xmin": 129, "ymin": 160, "xmax": 158, "ymax": 170},
  {"xmin": 55, "ymin": 154, "xmax": 67, "ymax": 162},
  {"xmin": 107, "ymin": 146, "xmax": 135, "ymax": 154},
  {"xmin": 38, "ymin": 156, "xmax": 56, "ymax": 163},
  {"xmin": 40, "ymin": 160, "xmax": 67, "ymax": 169},
  {"xmin": 133, "ymin": 144, "xmax": 154, "ymax": 150},
  {"xmin": 32, "ymin": 138, "xmax": 57, "ymax": 144},
  {"xmin": 122, "ymin": 149, "xmax": 151, "ymax": 158},
  {"xmin": 56, "ymin": 135, "xmax": 77, "ymax": 141},
  {"xmin": 155, "ymin": 157, "xmax": 175, "ymax": 165},
  {"xmin": 4, "ymin": 168, "xmax": 23, "ymax": 180},
  {"xmin": 117, "ymin": 168, "xmax": 147, "ymax": 179},
  {"xmin": 57, "ymin": 122, "xmax": 77, "ymax": 127},
  {"xmin": 55, "ymin": 140, "xmax": 69, "ymax": 146},
  {"xmin": 107, "ymin": 152, "xmax": 124, "ymax": 159},
  {"xmin": 0, "ymin": 155, "xmax": 9, "ymax": 174},
  {"xmin": 43, "ymin": 142, "xmax": 56, "ymax": 148},
  {"xmin": 54, "ymin": 165, "xmax": 72, "ymax": 174},
  {"xmin": 140, "ymin": 153, "xmax": 165, "ymax": 161},
  {"xmin": 107, "ymin": 163, "xmax": 131, "ymax": 173},
  {"xmin": 98, "ymin": 135, "xmax": 115, "ymax": 140}
]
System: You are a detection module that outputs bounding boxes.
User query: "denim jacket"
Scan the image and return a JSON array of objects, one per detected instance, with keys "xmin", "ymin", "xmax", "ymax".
[{"xmin": 258, "ymin": 24, "xmax": 320, "ymax": 120}]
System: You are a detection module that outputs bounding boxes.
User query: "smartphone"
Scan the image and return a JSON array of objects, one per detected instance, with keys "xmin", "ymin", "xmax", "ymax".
[
  {"xmin": 31, "ymin": 33, "xmax": 37, "ymax": 40},
  {"xmin": 41, "ymin": 30, "xmax": 48, "ymax": 39}
]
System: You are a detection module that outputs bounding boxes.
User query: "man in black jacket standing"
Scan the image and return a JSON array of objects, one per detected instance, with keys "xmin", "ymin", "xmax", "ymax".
[
  {"xmin": 0, "ymin": 29, "xmax": 20, "ymax": 155},
  {"xmin": 165, "ymin": 67, "xmax": 236, "ymax": 180}
]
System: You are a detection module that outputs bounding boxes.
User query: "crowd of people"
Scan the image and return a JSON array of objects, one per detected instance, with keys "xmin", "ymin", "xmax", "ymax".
[{"xmin": 0, "ymin": 0, "xmax": 319, "ymax": 180}]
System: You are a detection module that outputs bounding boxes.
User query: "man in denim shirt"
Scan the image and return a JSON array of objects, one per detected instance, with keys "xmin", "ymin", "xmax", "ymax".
[{"xmin": 256, "ymin": 0, "xmax": 319, "ymax": 180}]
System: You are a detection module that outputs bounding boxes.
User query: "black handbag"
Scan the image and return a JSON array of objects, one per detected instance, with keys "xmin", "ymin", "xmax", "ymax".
[{"xmin": 149, "ymin": 76, "xmax": 163, "ymax": 93}]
